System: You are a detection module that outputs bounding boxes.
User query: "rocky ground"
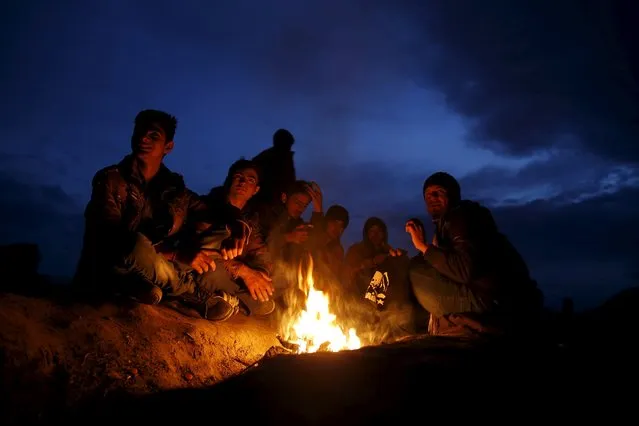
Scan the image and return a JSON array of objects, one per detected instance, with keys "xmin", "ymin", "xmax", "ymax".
[
  {"xmin": 1, "ymin": 282, "xmax": 637, "ymax": 425},
  {"xmin": 0, "ymin": 290, "xmax": 279, "ymax": 425}
]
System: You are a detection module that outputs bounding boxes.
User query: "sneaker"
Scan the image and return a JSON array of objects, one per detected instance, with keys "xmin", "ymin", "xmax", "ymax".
[
  {"xmin": 236, "ymin": 290, "xmax": 276, "ymax": 317},
  {"xmin": 128, "ymin": 281, "xmax": 163, "ymax": 305},
  {"xmin": 204, "ymin": 291, "xmax": 240, "ymax": 321},
  {"xmin": 181, "ymin": 286, "xmax": 239, "ymax": 322}
]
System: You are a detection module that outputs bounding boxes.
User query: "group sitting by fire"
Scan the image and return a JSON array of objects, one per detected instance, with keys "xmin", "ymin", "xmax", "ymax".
[{"xmin": 73, "ymin": 109, "xmax": 543, "ymax": 339}]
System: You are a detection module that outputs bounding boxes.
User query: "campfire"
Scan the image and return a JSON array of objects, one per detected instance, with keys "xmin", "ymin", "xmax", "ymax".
[{"xmin": 279, "ymin": 255, "xmax": 362, "ymax": 354}]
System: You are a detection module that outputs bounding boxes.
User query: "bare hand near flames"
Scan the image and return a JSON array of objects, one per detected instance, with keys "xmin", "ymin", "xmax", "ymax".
[
  {"xmin": 405, "ymin": 219, "xmax": 427, "ymax": 253},
  {"xmin": 286, "ymin": 224, "xmax": 310, "ymax": 244},
  {"xmin": 242, "ymin": 268, "xmax": 274, "ymax": 302}
]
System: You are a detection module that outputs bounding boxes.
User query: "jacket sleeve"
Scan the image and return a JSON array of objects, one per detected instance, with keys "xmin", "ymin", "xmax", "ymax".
[
  {"xmin": 223, "ymin": 216, "xmax": 274, "ymax": 279},
  {"xmin": 186, "ymin": 190, "xmax": 211, "ymax": 226},
  {"xmin": 85, "ymin": 169, "xmax": 132, "ymax": 243},
  {"xmin": 310, "ymin": 211, "xmax": 324, "ymax": 227},
  {"xmin": 422, "ymin": 214, "xmax": 475, "ymax": 284},
  {"xmin": 266, "ymin": 221, "xmax": 287, "ymax": 261},
  {"xmin": 345, "ymin": 243, "xmax": 371, "ymax": 270}
]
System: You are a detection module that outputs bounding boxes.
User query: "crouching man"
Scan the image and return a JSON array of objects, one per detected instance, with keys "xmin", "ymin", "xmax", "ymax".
[
  {"xmin": 73, "ymin": 110, "xmax": 242, "ymax": 321},
  {"xmin": 405, "ymin": 172, "xmax": 543, "ymax": 337},
  {"xmin": 198, "ymin": 159, "xmax": 276, "ymax": 320}
]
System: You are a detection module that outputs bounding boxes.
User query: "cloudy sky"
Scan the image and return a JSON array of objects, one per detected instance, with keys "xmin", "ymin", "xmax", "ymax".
[{"xmin": 1, "ymin": 0, "xmax": 637, "ymax": 310}]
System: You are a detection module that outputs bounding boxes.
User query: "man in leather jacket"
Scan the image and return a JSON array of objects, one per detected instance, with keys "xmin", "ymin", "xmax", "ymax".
[
  {"xmin": 74, "ymin": 110, "xmax": 243, "ymax": 321},
  {"xmin": 200, "ymin": 159, "xmax": 276, "ymax": 319},
  {"xmin": 405, "ymin": 172, "xmax": 543, "ymax": 336}
]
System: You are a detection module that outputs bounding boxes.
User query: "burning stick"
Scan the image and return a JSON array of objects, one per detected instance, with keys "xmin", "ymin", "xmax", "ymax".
[{"xmin": 277, "ymin": 335, "xmax": 300, "ymax": 353}]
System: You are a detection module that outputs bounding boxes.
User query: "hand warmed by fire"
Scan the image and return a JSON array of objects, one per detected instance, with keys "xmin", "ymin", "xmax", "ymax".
[{"xmin": 283, "ymin": 255, "xmax": 361, "ymax": 354}]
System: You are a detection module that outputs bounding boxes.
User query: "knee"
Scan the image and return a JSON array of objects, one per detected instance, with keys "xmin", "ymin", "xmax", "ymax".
[
  {"xmin": 199, "ymin": 266, "xmax": 226, "ymax": 285},
  {"xmin": 408, "ymin": 262, "xmax": 437, "ymax": 291},
  {"xmin": 198, "ymin": 266, "xmax": 238, "ymax": 294},
  {"xmin": 126, "ymin": 233, "xmax": 155, "ymax": 261},
  {"xmin": 408, "ymin": 263, "xmax": 440, "ymax": 310}
]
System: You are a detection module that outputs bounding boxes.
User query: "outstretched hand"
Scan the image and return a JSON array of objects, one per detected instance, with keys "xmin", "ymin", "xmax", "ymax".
[
  {"xmin": 241, "ymin": 268, "xmax": 274, "ymax": 302},
  {"xmin": 405, "ymin": 219, "xmax": 427, "ymax": 253}
]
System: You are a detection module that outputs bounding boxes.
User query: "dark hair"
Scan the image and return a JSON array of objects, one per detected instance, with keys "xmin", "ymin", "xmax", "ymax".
[
  {"xmin": 285, "ymin": 180, "xmax": 311, "ymax": 197},
  {"xmin": 325, "ymin": 205, "xmax": 350, "ymax": 229},
  {"xmin": 223, "ymin": 158, "xmax": 261, "ymax": 191},
  {"xmin": 134, "ymin": 109, "xmax": 178, "ymax": 141}
]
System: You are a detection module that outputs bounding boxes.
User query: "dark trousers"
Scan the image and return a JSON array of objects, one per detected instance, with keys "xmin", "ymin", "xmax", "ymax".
[{"xmin": 408, "ymin": 257, "xmax": 489, "ymax": 318}]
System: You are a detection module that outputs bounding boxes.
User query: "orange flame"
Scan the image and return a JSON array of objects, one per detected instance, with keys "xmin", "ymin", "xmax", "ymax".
[{"xmin": 285, "ymin": 255, "xmax": 361, "ymax": 353}]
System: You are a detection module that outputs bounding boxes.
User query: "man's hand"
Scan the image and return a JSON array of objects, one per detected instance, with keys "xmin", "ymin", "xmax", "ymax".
[
  {"xmin": 219, "ymin": 220, "xmax": 250, "ymax": 260},
  {"xmin": 389, "ymin": 247, "xmax": 406, "ymax": 257},
  {"xmin": 305, "ymin": 181, "xmax": 323, "ymax": 213},
  {"xmin": 220, "ymin": 234, "xmax": 246, "ymax": 260},
  {"xmin": 180, "ymin": 250, "xmax": 216, "ymax": 274},
  {"xmin": 241, "ymin": 267, "xmax": 274, "ymax": 302},
  {"xmin": 286, "ymin": 224, "xmax": 311, "ymax": 244},
  {"xmin": 405, "ymin": 219, "xmax": 427, "ymax": 253}
]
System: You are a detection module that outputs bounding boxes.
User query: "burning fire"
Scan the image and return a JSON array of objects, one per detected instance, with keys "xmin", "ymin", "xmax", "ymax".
[{"xmin": 284, "ymin": 255, "xmax": 361, "ymax": 354}]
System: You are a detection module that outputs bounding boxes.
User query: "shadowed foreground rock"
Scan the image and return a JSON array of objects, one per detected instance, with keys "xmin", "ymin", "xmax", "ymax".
[
  {"xmin": 87, "ymin": 334, "xmax": 629, "ymax": 425},
  {"xmin": 0, "ymin": 292, "xmax": 279, "ymax": 425},
  {"xmin": 2, "ymin": 284, "xmax": 636, "ymax": 425}
]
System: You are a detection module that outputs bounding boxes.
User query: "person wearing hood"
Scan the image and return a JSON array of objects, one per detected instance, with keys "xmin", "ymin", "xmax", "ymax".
[
  {"xmin": 345, "ymin": 217, "xmax": 395, "ymax": 296},
  {"xmin": 405, "ymin": 172, "xmax": 543, "ymax": 336}
]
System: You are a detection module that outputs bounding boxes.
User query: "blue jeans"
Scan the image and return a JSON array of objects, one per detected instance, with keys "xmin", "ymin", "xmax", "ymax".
[{"xmin": 112, "ymin": 233, "xmax": 196, "ymax": 297}]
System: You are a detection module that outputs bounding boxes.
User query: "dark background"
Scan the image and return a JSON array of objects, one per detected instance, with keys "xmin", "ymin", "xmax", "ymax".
[{"xmin": 1, "ymin": 0, "xmax": 637, "ymax": 310}]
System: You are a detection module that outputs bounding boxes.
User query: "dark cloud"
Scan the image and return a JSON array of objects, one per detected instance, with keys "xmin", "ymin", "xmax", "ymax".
[
  {"xmin": 0, "ymin": 172, "xmax": 83, "ymax": 277},
  {"xmin": 459, "ymin": 152, "xmax": 639, "ymax": 205},
  {"xmin": 395, "ymin": 0, "xmax": 639, "ymax": 162}
]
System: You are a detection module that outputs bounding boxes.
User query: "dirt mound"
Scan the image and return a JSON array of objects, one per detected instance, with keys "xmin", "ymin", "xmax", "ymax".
[
  {"xmin": 0, "ymin": 292, "xmax": 279, "ymax": 425},
  {"xmin": 89, "ymin": 334, "xmax": 628, "ymax": 425}
]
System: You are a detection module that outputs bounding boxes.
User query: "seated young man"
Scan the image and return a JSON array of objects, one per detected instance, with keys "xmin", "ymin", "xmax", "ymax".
[
  {"xmin": 311, "ymin": 204, "xmax": 350, "ymax": 280},
  {"xmin": 259, "ymin": 180, "xmax": 323, "ymax": 270},
  {"xmin": 405, "ymin": 172, "xmax": 543, "ymax": 336},
  {"xmin": 197, "ymin": 159, "xmax": 276, "ymax": 319},
  {"xmin": 73, "ymin": 110, "xmax": 243, "ymax": 321}
]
